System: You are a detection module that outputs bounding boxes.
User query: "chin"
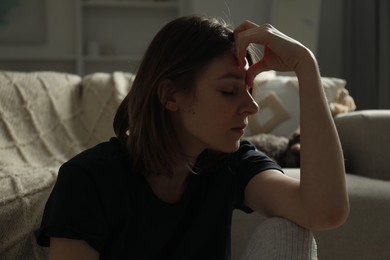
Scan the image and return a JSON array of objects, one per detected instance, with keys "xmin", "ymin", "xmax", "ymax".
[{"xmin": 219, "ymin": 141, "xmax": 241, "ymax": 153}]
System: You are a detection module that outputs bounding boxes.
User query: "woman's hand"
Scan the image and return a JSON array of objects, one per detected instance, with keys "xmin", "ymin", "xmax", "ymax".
[
  {"xmin": 48, "ymin": 238, "xmax": 99, "ymax": 260},
  {"xmin": 234, "ymin": 21, "xmax": 316, "ymax": 86}
]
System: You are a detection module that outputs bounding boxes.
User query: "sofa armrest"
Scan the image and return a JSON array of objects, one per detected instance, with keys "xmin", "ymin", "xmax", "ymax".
[{"xmin": 334, "ymin": 110, "xmax": 390, "ymax": 180}]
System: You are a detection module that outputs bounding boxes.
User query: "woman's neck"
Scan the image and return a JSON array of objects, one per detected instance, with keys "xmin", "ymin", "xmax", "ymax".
[{"xmin": 144, "ymin": 160, "xmax": 197, "ymax": 204}]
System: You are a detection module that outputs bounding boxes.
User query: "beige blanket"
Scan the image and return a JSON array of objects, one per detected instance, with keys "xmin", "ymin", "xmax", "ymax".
[{"xmin": 0, "ymin": 71, "xmax": 133, "ymax": 259}]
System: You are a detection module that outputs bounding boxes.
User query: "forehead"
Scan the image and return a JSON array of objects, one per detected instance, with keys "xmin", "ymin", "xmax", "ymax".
[{"xmin": 199, "ymin": 50, "xmax": 247, "ymax": 81}]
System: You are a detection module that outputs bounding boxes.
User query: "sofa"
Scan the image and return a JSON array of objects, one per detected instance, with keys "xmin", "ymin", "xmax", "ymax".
[{"xmin": 0, "ymin": 70, "xmax": 389, "ymax": 260}]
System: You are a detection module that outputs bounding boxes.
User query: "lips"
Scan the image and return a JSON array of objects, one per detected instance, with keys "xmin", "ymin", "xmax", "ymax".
[
  {"xmin": 232, "ymin": 123, "xmax": 247, "ymax": 130},
  {"xmin": 232, "ymin": 126, "xmax": 246, "ymax": 130},
  {"xmin": 231, "ymin": 124, "xmax": 247, "ymax": 135}
]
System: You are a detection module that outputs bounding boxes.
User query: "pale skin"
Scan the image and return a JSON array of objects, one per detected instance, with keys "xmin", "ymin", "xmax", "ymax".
[{"xmin": 48, "ymin": 21, "xmax": 349, "ymax": 259}]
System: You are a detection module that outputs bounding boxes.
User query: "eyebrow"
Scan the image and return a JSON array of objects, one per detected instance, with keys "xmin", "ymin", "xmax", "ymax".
[{"xmin": 214, "ymin": 72, "xmax": 245, "ymax": 81}]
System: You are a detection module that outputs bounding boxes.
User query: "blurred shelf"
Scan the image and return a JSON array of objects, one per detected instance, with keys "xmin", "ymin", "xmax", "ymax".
[
  {"xmin": 83, "ymin": 55, "xmax": 142, "ymax": 62},
  {"xmin": 0, "ymin": 55, "xmax": 76, "ymax": 61},
  {"xmin": 81, "ymin": 0, "xmax": 179, "ymax": 8},
  {"xmin": 0, "ymin": 0, "xmax": 181, "ymax": 75}
]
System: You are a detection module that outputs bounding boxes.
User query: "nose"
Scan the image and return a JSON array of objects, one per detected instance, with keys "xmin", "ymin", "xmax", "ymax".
[{"xmin": 240, "ymin": 91, "xmax": 259, "ymax": 116}]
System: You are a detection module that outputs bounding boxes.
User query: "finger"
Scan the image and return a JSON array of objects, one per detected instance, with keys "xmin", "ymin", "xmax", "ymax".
[
  {"xmin": 234, "ymin": 20, "xmax": 259, "ymax": 36},
  {"xmin": 246, "ymin": 59, "xmax": 268, "ymax": 87},
  {"xmin": 234, "ymin": 21, "xmax": 259, "ymax": 68},
  {"xmin": 235, "ymin": 24, "xmax": 275, "ymax": 69},
  {"xmin": 246, "ymin": 46, "xmax": 273, "ymax": 86}
]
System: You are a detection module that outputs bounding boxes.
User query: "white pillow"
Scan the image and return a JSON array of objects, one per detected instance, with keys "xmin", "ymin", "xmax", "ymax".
[{"xmin": 247, "ymin": 75, "xmax": 347, "ymax": 137}]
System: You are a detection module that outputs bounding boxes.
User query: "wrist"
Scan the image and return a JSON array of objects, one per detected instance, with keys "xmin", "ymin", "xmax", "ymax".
[{"xmin": 294, "ymin": 49, "xmax": 320, "ymax": 79}]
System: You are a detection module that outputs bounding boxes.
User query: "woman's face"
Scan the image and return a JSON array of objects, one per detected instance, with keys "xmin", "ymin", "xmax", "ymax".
[{"xmin": 172, "ymin": 50, "xmax": 259, "ymax": 157}]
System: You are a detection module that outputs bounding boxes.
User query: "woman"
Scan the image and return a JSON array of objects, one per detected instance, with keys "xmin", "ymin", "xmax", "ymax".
[{"xmin": 36, "ymin": 16, "xmax": 349, "ymax": 259}]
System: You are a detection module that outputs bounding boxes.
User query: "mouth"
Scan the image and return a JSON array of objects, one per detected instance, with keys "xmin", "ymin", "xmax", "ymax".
[{"xmin": 231, "ymin": 124, "xmax": 247, "ymax": 135}]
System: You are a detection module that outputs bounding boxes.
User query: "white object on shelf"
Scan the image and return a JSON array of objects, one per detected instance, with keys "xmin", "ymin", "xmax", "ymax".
[{"xmin": 76, "ymin": 0, "xmax": 182, "ymax": 75}]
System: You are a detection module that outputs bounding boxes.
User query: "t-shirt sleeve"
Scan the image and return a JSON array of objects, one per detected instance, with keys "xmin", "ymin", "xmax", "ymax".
[
  {"xmin": 35, "ymin": 162, "xmax": 109, "ymax": 252},
  {"xmin": 231, "ymin": 140, "xmax": 283, "ymax": 213}
]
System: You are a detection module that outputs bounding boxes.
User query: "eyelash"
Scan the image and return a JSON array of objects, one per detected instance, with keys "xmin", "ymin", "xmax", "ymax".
[{"xmin": 221, "ymin": 91, "xmax": 235, "ymax": 96}]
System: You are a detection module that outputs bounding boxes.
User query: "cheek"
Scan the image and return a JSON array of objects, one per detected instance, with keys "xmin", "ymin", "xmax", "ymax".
[
  {"xmin": 192, "ymin": 102, "xmax": 230, "ymax": 122},
  {"xmin": 179, "ymin": 104, "xmax": 219, "ymax": 132},
  {"xmin": 179, "ymin": 93, "xmax": 235, "ymax": 126}
]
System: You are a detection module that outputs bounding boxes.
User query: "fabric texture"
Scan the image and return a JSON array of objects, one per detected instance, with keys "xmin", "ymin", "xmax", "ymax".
[
  {"xmin": 0, "ymin": 71, "xmax": 133, "ymax": 259},
  {"xmin": 240, "ymin": 217, "xmax": 317, "ymax": 260},
  {"xmin": 36, "ymin": 138, "xmax": 283, "ymax": 259}
]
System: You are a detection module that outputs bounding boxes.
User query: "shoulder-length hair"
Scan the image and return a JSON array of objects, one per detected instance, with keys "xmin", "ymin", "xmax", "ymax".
[{"xmin": 113, "ymin": 15, "xmax": 254, "ymax": 176}]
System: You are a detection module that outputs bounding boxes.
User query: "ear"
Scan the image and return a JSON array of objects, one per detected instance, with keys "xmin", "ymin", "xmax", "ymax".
[{"xmin": 157, "ymin": 79, "xmax": 180, "ymax": 111}]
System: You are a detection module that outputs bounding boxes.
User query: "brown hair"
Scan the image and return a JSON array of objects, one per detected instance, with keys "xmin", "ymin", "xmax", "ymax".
[{"xmin": 113, "ymin": 15, "xmax": 254, "ymax": 176}]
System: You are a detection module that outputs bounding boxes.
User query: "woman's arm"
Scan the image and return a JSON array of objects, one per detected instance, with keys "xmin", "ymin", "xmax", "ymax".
[
  {"xmin": 48, "ymin": 238, "xmax": 99, "ymax": 260},
  {"xmin": 235, "ymin": 21, "xmax": 349, "ymax": 231}
]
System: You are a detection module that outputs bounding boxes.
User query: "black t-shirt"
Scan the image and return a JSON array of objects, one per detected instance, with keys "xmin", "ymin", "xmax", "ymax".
[{"xmin": 36, "ymin": 137, "xmax": 282, "ymax": 259}]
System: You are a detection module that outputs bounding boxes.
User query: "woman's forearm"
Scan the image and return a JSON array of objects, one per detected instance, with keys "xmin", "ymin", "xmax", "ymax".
[{"xmin": 295, "ymin": 51, "xmax": 349, "ymax": 229}]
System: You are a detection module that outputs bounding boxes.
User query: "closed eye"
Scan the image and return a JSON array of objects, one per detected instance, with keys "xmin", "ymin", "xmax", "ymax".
[{"xmin": 221, "ymin": 91, "xmax": 235, "ymax": 96}]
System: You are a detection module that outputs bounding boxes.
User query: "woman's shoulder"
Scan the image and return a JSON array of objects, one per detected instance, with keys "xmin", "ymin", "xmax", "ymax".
[
  {"xmin": 52, "ymin": 138, "xmax": 136, "ymax": 203},
  {"xmin": 68, "ymin": 137, "xmax": 127, "ymax": 163},
  {"xmin": 229, "ymin": 139, "xmax": 283, "ymax": 172},
  {"xmin": 60, "ymin": 137, "xmax": 131, "ymax": 179},
  {"xmin": 232, "ymin": 139, "xmax": 259, "ymax": 158}
]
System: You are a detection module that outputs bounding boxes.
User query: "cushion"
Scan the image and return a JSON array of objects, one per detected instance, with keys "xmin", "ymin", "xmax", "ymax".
[
  {"xmin": 247, "ymin": 75, "xmax": 355, "ymax": 137},
  {"xmin": 335, "ymin": 110, "xmax": 390, "ymax": 181}
]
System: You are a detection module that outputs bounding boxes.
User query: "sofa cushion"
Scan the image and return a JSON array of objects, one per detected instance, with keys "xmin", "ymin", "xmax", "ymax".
[
  {"xmin": 335, "ymin": 110, "xmax": 390, "ymax": 181},
  {"xmin": 314, "ymin": 171, "xmax": 390, "ymax": 260},
  {"xmin": 247, "ymin": 76, "xmax": 355, "ymax": 137}
]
